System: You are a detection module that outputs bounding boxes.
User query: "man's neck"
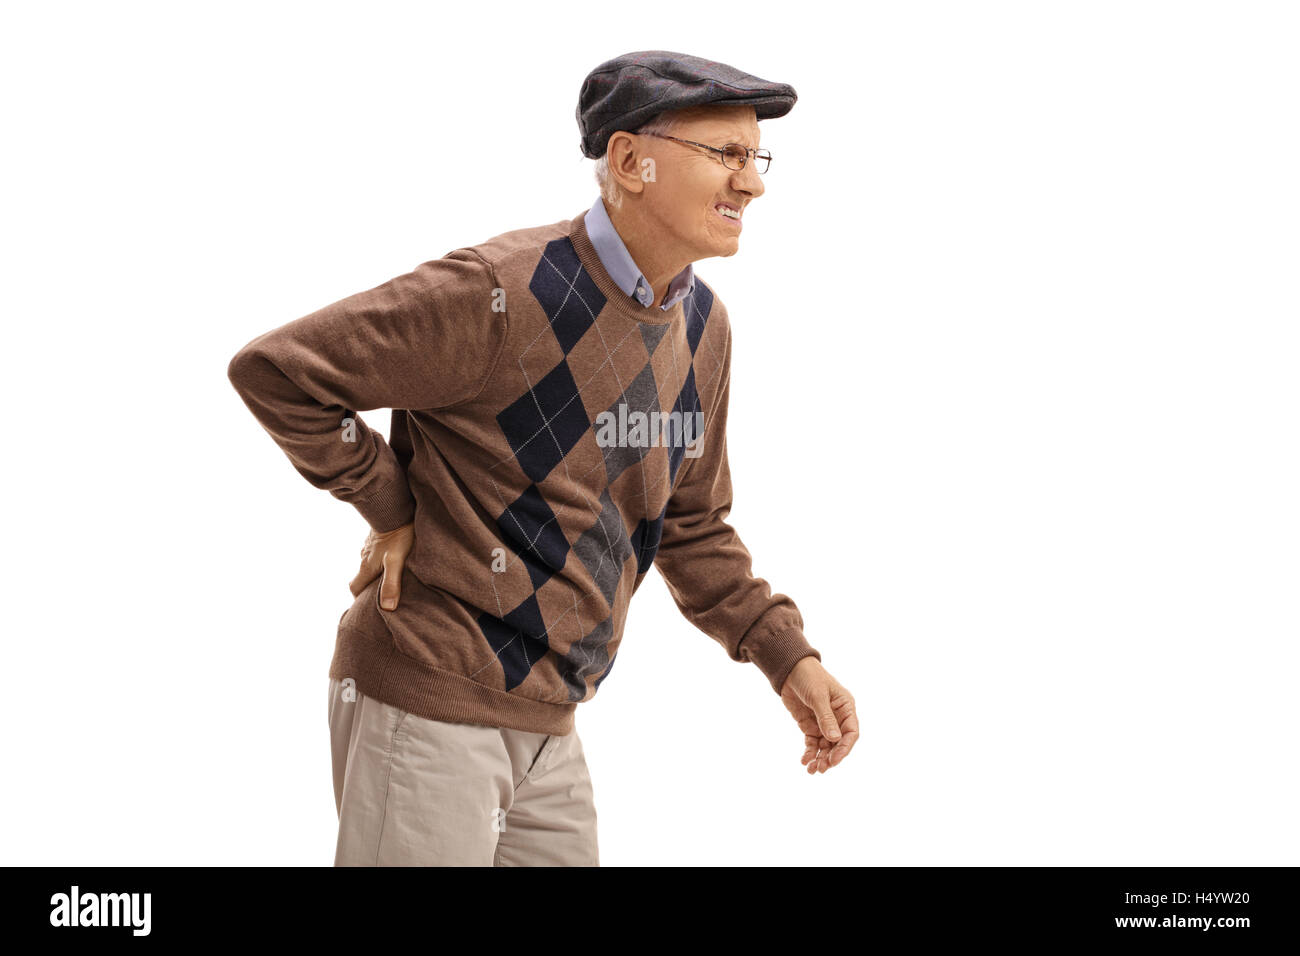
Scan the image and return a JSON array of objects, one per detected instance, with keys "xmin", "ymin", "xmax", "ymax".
[{"xmin": 605, "ymin": 202, "xmax": 692, "ymax": 308}]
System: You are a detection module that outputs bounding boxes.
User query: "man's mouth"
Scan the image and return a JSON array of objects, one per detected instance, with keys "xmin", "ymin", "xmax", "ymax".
[{"xmin": 714, "ymin": 202, "xmax": 743, "ymax": 227}]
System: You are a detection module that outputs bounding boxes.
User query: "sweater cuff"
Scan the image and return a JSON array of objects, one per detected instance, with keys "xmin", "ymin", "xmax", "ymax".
[
  {"xmin": 353, "ymin": 477, "xmax": 417, "ymax": 533},
  {"xmin": 742, "ymin": 625, "xmax": 823, "ymax": 695}
]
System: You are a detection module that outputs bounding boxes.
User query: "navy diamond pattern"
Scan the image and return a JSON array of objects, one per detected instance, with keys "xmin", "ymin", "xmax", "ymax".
[
  {"xmin": 476, "ymin": 593, "xmax": 550, "ymax": 692},
  {"xmin": 496, "ymin": 483, "xmax": 570, "ymax": 590},
  {"xmin": 496, "ymin": 359, "xmax": 590, "ymax": 484},
  {"xmin": 629, "ymin": 500, "xmax": 668, "ymax": 576},
  {"xmin": 667, "ymin": 364, "xmax": 701, "ymax": 485},
  {"xmin": 685, "ymin": 281, "xmax": 713, "ymax": 356},
  {"xmin": 475, "ymin": 236, "xmax": 720, "ymax": 696},
  {"xmin": 529, "ymin": 237, "xmax": 604, "ymax": 353}
]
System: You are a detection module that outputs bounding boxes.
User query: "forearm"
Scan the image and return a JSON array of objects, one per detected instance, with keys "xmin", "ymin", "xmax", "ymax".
[{"xmin": 655, "ymin": 516, "xmax": 821, "ymax": 693}]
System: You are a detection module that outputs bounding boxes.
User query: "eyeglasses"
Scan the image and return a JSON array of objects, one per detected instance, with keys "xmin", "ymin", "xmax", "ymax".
[{"xmin": 638, "ymin": 133, "xmax": 772, "ymax": 174}]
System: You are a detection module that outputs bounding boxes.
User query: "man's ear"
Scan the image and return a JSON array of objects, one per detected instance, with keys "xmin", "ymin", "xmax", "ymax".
[{"xmin": 606, "ymin": 131, "xmax": 648, "ymax": 198}]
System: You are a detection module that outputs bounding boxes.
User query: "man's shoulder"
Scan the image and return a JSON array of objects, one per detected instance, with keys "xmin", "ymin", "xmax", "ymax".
[{"xmin": 444, "ymin": 213, "xmax": 580, "ymax": 279}]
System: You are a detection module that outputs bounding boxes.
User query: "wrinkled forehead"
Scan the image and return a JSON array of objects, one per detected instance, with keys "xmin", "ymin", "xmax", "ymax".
[{"xmin": 673, "ymin": 105, "xmax": 760, "ymax": 143}]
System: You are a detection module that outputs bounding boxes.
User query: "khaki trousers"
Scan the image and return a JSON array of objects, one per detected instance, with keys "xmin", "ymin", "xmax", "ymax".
[{"xmin": 328, "ymin": 677, "xmax": 599, "ymax": 866}]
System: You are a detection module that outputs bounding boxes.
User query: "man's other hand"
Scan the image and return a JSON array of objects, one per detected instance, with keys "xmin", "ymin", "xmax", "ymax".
[
  {"xmin": 780, "ymin": 657, "xmax": 859, "ymax": 774},
  {"xmin": 349, "ymin": 522, "xmax": 415, "ymax": 610}
]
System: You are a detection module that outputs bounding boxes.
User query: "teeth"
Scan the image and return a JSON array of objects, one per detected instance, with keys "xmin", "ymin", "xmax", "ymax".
[{"xmin": 716, "ymin": 205, "xmax": 740, "ymax": 219}]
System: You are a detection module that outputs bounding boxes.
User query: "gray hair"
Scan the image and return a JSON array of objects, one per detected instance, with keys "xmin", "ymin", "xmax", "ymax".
[{"xmin": 593, "ymin": 109, "xmax": 688, "ymax": 210}]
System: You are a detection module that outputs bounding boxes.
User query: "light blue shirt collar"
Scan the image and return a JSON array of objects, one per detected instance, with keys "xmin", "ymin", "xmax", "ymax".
[{"xmin": 585, "ymin": 196, "xmax": 695, "ymax": 311}]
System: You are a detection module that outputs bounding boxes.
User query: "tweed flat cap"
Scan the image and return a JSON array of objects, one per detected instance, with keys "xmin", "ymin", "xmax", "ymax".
[{"xmin": 576, "ymin": 50, "xmax": 797, "ymax": 159}]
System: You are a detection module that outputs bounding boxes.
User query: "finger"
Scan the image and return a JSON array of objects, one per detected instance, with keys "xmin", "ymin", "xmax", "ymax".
[
  {"xmin": 349, "ymin": 560, "xmax": 380, "ymax": 597},
  {"xmin": 810, "ymin": 744, "xmax": 829, "ymax": 774},
  {"xmin": 826, "ymin": 712, "xmax": 861, "ymax": 767},
  {"xmin": 379, "ymin": 551, "xmax": 403, "ymax": 610},
  {"xmin": 804, "ymin": 736, "xmax": 824, "ymax": 774},
  {"xmin": 827, "ymin": 729, "xmax": 859, "ymax": 766},
  {"xmin": 813, "ymin": 736, "xmax": 830, "ymax": 773}
]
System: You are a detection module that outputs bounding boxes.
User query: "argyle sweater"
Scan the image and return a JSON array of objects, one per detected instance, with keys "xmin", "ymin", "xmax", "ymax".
[{"xmin": 226, "ymin": 207, "xmax": 821, "ymax": 735}]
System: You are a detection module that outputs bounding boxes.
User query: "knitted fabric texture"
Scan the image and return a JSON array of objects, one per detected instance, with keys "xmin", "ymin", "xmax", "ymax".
[{"xmin": 227, "ymin": 208, "xmax": 820, "ymax": 734}]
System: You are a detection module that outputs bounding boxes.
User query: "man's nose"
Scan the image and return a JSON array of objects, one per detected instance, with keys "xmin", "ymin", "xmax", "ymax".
[{"xmin": 734, "ymin": 159, "xmax": 765, "ymax": 198}]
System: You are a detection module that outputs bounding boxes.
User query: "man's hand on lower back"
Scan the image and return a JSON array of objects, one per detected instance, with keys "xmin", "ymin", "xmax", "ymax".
[
  {"xmin": 780, "ymin": 657, "xmax": 859, "ymax": 774},
  {"xmin": 349, "ymin": 522, "xmax": 415, "ymax": 610}
]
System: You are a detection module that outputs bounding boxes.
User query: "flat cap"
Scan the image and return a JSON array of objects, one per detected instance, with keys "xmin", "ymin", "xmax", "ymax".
[{"xmin": 576, "ymin": 50, "xmax": 797, "ymax": 159}]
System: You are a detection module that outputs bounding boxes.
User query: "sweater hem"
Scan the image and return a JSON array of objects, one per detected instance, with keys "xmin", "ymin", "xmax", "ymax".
[{"xmin": 328, "ymin": 623, "xmax": 577, "ymax": 736}]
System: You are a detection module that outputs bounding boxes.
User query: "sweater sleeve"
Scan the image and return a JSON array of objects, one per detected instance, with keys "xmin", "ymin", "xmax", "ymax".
[
  {"xmin": 652, "ymin": 318, "xmax": 822, "ymax": 695},
  {"xmin": 226, "ymin": 249, "xmax": 507, "ymax": 532}
]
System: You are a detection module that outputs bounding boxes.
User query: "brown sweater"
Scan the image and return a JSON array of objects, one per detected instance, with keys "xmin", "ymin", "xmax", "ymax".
[{"xmin": 227, "ymin": 207, "xmax": 821, "ymax": 734}]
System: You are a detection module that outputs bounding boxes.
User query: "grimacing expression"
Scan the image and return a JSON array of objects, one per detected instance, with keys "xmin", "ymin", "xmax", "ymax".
[{"xmin": 639, "ymin": 106, "xmax": 765, "ymax": 260}]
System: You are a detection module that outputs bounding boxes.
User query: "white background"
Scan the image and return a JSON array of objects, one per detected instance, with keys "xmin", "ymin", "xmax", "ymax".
[{"xmin": 2, "ymin": 1, "xmax": 1296, "ymax": 866}]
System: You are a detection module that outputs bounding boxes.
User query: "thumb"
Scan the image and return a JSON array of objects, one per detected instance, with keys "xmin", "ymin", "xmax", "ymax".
[
  {"xmin": 816, "ymin": 694, "xmax": 842, "ymax": 741},
  {"xmin": 378, "ymin": 551, "xmax": 403, "ymax": 610}
]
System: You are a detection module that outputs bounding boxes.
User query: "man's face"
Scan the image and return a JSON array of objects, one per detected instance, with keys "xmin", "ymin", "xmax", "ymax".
[{"xmin": 638, "ymin": 105, "xmax": 765, "ymax": 260}]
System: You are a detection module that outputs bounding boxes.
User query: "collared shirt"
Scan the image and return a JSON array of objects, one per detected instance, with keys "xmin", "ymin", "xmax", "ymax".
[{"xmin": 584, "ymin": 196, "xmax": 695, "ymax": 311}]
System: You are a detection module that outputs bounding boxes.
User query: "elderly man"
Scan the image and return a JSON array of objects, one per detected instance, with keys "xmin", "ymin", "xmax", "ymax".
[{"xmin": 227, "ymin": 50, "xmax": 858, "ymax": 867}]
